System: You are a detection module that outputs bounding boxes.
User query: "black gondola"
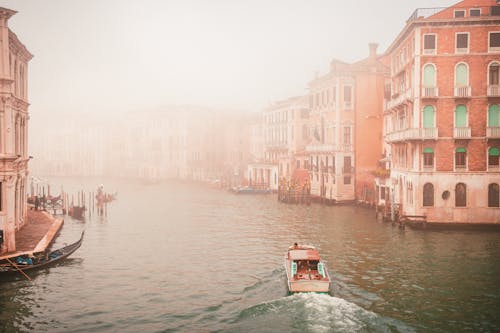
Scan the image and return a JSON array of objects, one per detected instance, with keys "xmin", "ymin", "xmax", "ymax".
[{"xmin": 0, "ymin": 231, "xmax": 84, "ymax": 276}]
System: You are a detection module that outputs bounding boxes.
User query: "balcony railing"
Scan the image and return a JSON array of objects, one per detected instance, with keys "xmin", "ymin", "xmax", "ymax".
[
  {"xmin": 487, "ymin": 127, "xmax": 500, "ymax": 138},
  {"xmin": 453, "ymin": 127, "xmax": 471, "ymax": 139},
  {"xmin": 422, "ymin": 86, "xmax": 438, "ymax": 98},
  {"xmin": 488, "ymin": 85, "xmax": 500, "ymax": 97},
  {"xmin": 454, "ymin": 86, "xmax": 471, "ymax": 98},
  {"xmin": 386, "ymin": 88, "xmax": 413, "ymax": 110},
  {"xmin": 385, "ymin": 127, "xmax": 438, "ymax": 142},
  {"xmin": 342, "ymin": 166, "xmax": 355, "ymax": 174}
]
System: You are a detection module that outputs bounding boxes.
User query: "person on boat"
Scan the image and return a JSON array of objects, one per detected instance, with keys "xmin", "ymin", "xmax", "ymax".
[
  {"xmin": 293, "ymin": 242, "xmax": 299, "ymax": 249},
  {"xmin": 34, "ymin": 195, "xmax": 39, "ymax": 211}
]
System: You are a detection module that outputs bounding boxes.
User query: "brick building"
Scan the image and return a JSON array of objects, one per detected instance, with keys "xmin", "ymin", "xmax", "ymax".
[
  {"xmin": 0, "ymin": 8, "xmax": 33, "ymax": 253},
  {"xmin": 382, "ymin": 0, "xmax": 500, "ymax": 223}
]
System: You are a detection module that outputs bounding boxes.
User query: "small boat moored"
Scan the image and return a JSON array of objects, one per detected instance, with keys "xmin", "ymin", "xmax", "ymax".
[
  {"xmin": 0, "ymin": 231, "xmax": 84, "ymax": 278},
  {"xmin": 284, "ymin": 243, "xmax": 331, "ymax": 294}
]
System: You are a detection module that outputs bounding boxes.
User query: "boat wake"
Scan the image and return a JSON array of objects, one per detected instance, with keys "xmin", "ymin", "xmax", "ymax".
[{"xmin": 228, "ymin": 293, "xmax": 416, "ymax": 333}]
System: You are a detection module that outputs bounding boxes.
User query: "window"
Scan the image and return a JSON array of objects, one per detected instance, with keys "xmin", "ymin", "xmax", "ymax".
[
  {"xmin": 488, "ymin": 183, "xmax": 500, "ymax": 207},
  {"xmin": 423, "ymin": 183, "xmax": 434, "ymax": 207},
  {"xmin": 455, "ymin": 105, "xmax": 467, "ymax": 127},
  {"xmin": 489, "ymin": 62, "xmax": 499, "ymax": 85},
  {"xmin": 470, "ymin": 8, "xmax": 481, "ymax": 16},
  {"xmin": 423, "ymin": 147, "xmax": 434, "ymax": 168},
  {"xmin": 489, "ymin": 147, "xmax": 499, "ymax": 168},
  {"xmin": 344, "ymin": 156, "xmax": 352, "ymax": 174},
  {"xmin": 296, "ymin": 160, "xmax": 300, "ymax": 169},
  {"xmin": 344, "ymin": 176, "xmax": 351, "ymax": 184},
  {"xmin": 423, "ymin": 106, "xmax": 435, "ymax": 128},
  {"xmin": 456, "ymin": 33, "xmax": 469, "ymax": 53},
  {"xmin": 455, "ymin": 183, "xmax": 467, "ymax": 207},
  {"xmin": 423, "ymin": 64, "xmax": 436, "ymax": 87},
  {"xmin": 343, "ymin": 86, "xmax": 352, "ymax": 108},
  {"xmin": 424, "ymin": 35, "xmax": 436, "ymax": 54},
  {"xmin": 343, "ymin": 126, "xmax": 351, "ymax": 145},
  {"xmin": 454, "ymin": 10, "xmax": 465, "ymax": 18},
  {"xmin": 455, "ymin": 147, "xmax": 467, "ymax": 169},
  {"xmin": 489, "ymin": 32, "xmax": 500, "ymax": 52},
  {"xmin": 455, "ymin": 63, "xmax": 469, "ymax": 87},
  {"xmin": 489, "ymin": 105, "xmax": 499, "ymax": 127},
  {"xmin": 0, "ymin": 182, "xmax": 2, "ymax": 211}
]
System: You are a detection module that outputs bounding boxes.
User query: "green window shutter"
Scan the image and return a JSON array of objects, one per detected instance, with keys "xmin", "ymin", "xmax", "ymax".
[
  {"xmin": 423, "ymin": 65, "xmax": 435, "ymax": 87},
  {"xmin": 455, "ymin": 105, "xmax": 467, "ymax": 127},
  {"xmin": 423, "ymin": 147, "xmax": 434, "ymax": 153},
  {"xmin": 291, "ymin": 262, "xmax": 297, "ymax": 276},
  {"xmin": 488, "ymin": 104, "xmax": 499, "ymax": 127},
  {"xmin": 456, "ymin": 64, "xmax": 468, "ymax": 86},
  {"xmin": 456, "ymin": 147, "xmax": 467, "ymax": 153},
  {"xmin": 489, "ymin": 147, "xmax": 500, "ymax": 156},
  {"xmin": 423, "ymin": 106, "xmax": 435, "ymax": 128}
]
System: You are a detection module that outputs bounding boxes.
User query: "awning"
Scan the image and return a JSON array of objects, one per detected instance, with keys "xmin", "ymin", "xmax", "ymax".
[
  {"xmin": 489, "ymin": 147, "xmax": 500, "ymax": 156},
  {"xmin": 423, "ymin": 147, "xmax": 434, "ymax": 153},
  {"xmin": 456, "ymin": 147, "xmax": 467, "ymax": 153}
]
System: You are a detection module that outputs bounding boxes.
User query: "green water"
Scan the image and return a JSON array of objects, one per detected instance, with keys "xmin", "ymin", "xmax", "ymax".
[{"xmin": 1, "ymin": 178, "xmax": 499, "ymax": 332}]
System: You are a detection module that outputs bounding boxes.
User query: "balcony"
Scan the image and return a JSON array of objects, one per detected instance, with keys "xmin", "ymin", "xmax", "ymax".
[
  {"xmin": 342, "ymin": 166, "xmax": 355, "ymax": 174},
  {"xmin": 453, "ymin": 127, "xmax": 471, "ymax": 139},
  {"xmin": 305, "ymin": 144, "xmax": 337, "ymax": 153},
  {"xmin": 386, "ymin": 88, "xmax": 413, "ymax": 110},
  {"xmin": 422, "ymin": 87, "xmax": 438, "ymax": 98},
  {"xmin": 487, "ymin": 127, "xmax": 500, "ymax": 138},
  {"xmin": 454, "ymin": 86, "xmax": 471, "ymax": 98},
  {"xmin": 342, "ymin": 144, "xmax": 353, "ymax": 152},
  {"xmin": 487, "ymin": 85, "xmax": 500, "ymax": 97},
  {"xmin": 385, "ymin": 127, "xmax": 438, "ymax": 143}
]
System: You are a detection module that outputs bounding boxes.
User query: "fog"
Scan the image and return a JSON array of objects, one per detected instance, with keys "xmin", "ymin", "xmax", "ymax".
[{"xmin": 2, "ymin": 0, "xmax": 455, "ymax": 178}]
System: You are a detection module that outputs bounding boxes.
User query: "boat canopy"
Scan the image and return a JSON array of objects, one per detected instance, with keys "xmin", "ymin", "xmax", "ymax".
[{"xmin": 289, "ymin": 249, "xmax": 321, "ymax": 261}]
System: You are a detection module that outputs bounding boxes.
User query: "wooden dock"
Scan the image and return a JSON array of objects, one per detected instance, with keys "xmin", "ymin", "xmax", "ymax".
[{"xmin": 0, "ymin": 210, "xmax": 63, "ymax": 260}]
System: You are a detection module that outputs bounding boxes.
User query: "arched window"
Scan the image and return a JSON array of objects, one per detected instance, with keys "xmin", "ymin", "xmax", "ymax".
[
  {"xmin": 488, "ymin": 183, "xmax": 500, "ymax": 207},
  {"xmin": 488, "ymin": 104, "xmax": 499, "ymax": 127},
  {"xmin": 423, "ymin": 64, "xmax": 436, "ymax": 87},
  {"xmin": 423, "ymin": 147, "xmax": 434, "ymax": 168},
  {"xmin": 455, "ymin": 105, "xmax": 467, "ymax": 127},
  {"xmin": 489, "ymin": 147, "xmax": 499, "ymax": 168},
  {"xmin": 423, "ymin": 183, "xmax": 434, "ymax": 206},
  {"xmin": 455, "ymin": 147, "xmax": 467, "ymax": 169},
  {"xmin": 423, "ymin": 105, "xmax": 435, "ymax": 128},
  {"xmin": 455, "ymin": 63, "xmax": 469, "ymax": 87},
  {"xmin": 455, "ymin": 183, "xmax": 467, "ymax": 207},
  {"xmin": 489, "ymin": 62, "xmax": 499, "ymax": 85}
]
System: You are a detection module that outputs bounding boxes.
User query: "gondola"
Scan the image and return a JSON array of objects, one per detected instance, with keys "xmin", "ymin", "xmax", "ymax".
[{"xmin": 0, "ymin": 231, "xmax": 84, "ymax": 276}]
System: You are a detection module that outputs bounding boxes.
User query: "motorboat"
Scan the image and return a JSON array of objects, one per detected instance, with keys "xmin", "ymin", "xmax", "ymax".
[{"xmin": 284, "ymin": 244, "xmax": 331, "ymax": 294}]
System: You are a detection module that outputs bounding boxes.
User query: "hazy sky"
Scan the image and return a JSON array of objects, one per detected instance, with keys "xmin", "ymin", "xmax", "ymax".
[{"xmin": 3, "ymin": 0, "xmax": 456, "ymax": 116}]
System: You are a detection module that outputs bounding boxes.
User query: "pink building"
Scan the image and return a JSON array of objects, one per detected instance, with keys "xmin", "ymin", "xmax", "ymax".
[{"xmin": 0, "ymin": 8, "xmax": 33, "ymax": 253}]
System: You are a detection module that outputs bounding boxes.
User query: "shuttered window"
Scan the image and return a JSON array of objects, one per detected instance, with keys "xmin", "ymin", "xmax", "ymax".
[
  {"xmin": 423, "ymin": 106, "xmax": 435, "ymax": 128},
  {"xmin": 455, "ymin": 105, "xmax": 467, "ymax": 127},
  {"xmin": 423, "ymin": 65, "xmax": 436, "ymax": 87},
  {"xmin": 489, "ymin": 104, "xmax": 499, "ymax": 127},
  {"xmin": 455, "ymin": 63, "xmax": 468, "ymax": 86}
]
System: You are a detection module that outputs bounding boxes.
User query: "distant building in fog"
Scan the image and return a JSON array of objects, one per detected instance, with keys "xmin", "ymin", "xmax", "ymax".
[
  {"xmin": 0, "ymin": 8, "xmax": 33, "ymax": 253},
  {"xmin": 307, "ymin": 44, "xmax": 388, "ymax": 203},
  {"xmin": 379, "ymin": 0, "xmax": 500, "ymax": 223}
]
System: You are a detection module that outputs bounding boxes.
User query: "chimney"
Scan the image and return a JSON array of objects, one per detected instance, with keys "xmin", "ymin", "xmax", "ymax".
[{"xmin": 369, "ymin": 43, "xmax": 378, "ymax": 58}]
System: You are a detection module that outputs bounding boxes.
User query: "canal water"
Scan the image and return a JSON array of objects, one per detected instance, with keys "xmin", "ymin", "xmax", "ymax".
[{"xmin": 1, "ymin": 178, "xmax": 500, "ymax": 332}]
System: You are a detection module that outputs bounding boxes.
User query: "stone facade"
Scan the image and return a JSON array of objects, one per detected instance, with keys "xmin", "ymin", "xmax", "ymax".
[{"xmin": 0, "ymin": 8, "xmax": 33, "ymax": 253}]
